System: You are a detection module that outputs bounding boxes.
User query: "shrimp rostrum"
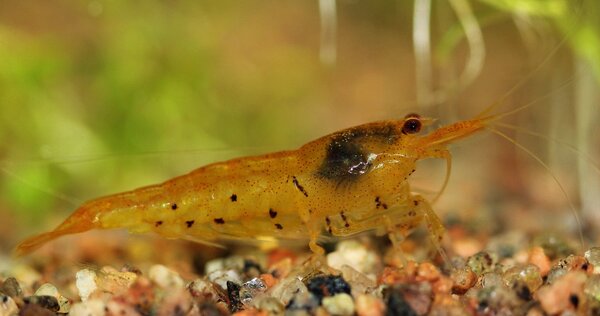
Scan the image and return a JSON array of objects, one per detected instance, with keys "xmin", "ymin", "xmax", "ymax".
[{"xmin": 15, "ymin": 113, "xmax": 488, "ymax": 256}]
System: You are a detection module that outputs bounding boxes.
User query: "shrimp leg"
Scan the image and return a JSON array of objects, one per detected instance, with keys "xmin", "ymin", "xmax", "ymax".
[{"xmin": 410, "ymin": 195, "xmax": 448, "ymax": 261}]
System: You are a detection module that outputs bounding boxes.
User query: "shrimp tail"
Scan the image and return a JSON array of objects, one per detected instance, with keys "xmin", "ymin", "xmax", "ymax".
[{"xmin": 13, "ymin": 199, "xmax": 105, "ymax": 257}]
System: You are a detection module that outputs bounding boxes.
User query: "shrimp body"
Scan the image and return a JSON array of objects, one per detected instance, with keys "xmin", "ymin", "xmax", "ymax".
[{"xmin": 15, "ymin": 115, "xmax": 486, "ymax": 256}]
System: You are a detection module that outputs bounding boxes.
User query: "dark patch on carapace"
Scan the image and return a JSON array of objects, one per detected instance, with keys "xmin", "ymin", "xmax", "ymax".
[
  {"xmin": 274, "ymin": 223, "xmax": 283, "ymax": 230},
  {"xmin": 185, "ymin": 220, "xmax": 195, "ymax": 228},
  {"xmin": 292, "ymin": 176, "xmax": 308, "ymax": 197},
  {"xmin": 214, "ymin": 218, "xmax": 225, "ymax": 224},
  {"xmin": 155, "ymin": 221, "xmax": 163, "ymax": 227},
  {"xmin": 316, "ymin": 124, "xmax": 398, "ymax": 183},
  {"xmin": 413, "ymin": 200, "xmax": 419, "ymax": 206},
  {"xmin": 269, "ymin": 208, "xmax": 278, "ymax": 219},
  {"xmin": 230, "ymin": 194, "xmax": 237, "ymax": 202},
  {"xmin": 375, "ymin": 196, "xmax": 388, "ymax": 210},
  {"xmin": 171, "ymin": 203, "xmax": 178, "ymax": 210},
  {"xmin": 340, "ymin": 211, "xmax": 350, "ymax": 228}
]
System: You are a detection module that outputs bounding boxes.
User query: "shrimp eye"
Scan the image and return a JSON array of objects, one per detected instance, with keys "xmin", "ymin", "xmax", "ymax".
[{"xmin": 402, "ymin": 118, "xmax": 422, "ymax": 134}]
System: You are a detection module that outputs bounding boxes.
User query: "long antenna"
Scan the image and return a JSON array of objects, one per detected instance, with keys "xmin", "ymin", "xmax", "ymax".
[{"xmin": 487, "ymin": 126, "xmax": 585, "ymax": 250}]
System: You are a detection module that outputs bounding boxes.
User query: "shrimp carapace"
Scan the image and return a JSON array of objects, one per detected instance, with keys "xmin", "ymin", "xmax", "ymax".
[{"xmin": 14, "ymin": 114, "xmax": 491, "ymax": 256}]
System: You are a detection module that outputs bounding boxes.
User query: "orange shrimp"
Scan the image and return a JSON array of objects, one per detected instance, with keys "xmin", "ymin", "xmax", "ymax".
[{"xmin": 14, "ymin": 111, "xmax": 494, "ymax": 257}]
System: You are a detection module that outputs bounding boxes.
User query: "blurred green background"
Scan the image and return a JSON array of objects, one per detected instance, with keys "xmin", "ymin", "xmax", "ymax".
[{"xmin": 0, "ymin": 0, "xmax": 599, "ymax": 251}]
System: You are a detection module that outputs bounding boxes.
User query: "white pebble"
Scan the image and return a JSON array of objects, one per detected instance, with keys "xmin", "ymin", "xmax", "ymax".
[
  {"xmin": 34, "ymin": 283, "xmax": 71, "ymax": 313},
  {"xmin": 204, "ymin": 258, "xmax": 225, "ymax": 275},
  {"xmin": 69, "ymin": 299, "xmax": 106, "ymax": 316},
  {"xmin": 327, "ymin": 240, "xmax": 379, "ymax": 275},
  {"xmin": 149, "ymin": 264, "xmax": 184, "ymax": 288},
  {"xmin": 34, "ymin": 283, "xmax": 59, "ymax": 297},
  {"xmin": 76, "ymin": 269, "xmax": 98, "ymax": 302},
  {"xmin": 322, "ymin": 293, "xmax": 355, "ymax": 316},
  {"xmin": 207, "ymin": 269, "xmax": 241, "ymax": 290}
]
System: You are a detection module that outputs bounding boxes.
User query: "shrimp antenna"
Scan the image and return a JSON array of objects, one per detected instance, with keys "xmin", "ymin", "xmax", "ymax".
[
  {"xmin": 493, "ymin": 122, "xmax": 600, "ymax": 176},
  {"xmin": 432, "ymin": 153, "xmax": 452, "ymax": 205},
  {"xmin": 474, "ymin": 3, "xmax": 584, "ymax": 120},
  {"xmin": 0, "ymin": 165, "xmax": 81, "ymax": 206},
  {"xmin": 486, "ymin": 126, "xmax": 586, "ymax": 250}
]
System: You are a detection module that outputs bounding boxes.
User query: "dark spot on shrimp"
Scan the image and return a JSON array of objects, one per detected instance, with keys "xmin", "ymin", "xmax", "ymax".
[
  {"xmin": 214, "ymin": 218, "xmax": 225, "ymax": 224},
  {"xmin": 269, "ymin": 208, "xmax": 278, "ymax": 219},
  {"xmin": 408, "ymin": 210, "xmax": 416, "ymax": 217},
  {"xmin": 375, "ymin": 196, "xmax": 388, "ymax": 210},
  {"xmin": 413, "ymin": 200, "xmax": 419, "ymax": 206},
  {"xmin": 275, "ymin": 223, "xmax": 283, "ymax": 230},
  {"xmin": 292, "ymin": 176, "xmax": 308, "ymax": 197},
  {"xmin": 155, "ymin": 221, "xmax": 163, "ymax": 227},
  {"xmin": 171, "ymin": 203, "xmax": 178, "ymax": 210},
  {"xmin": 230, "ymin": 194, "xmax": 237, "ymax": 202},
  {"xmin": 317, "ymin": 124, "xmax": 400, "ymax": 184},
  {"xmin": 186, "ymin": 220, "xmax": 195, "ymax": 228}
]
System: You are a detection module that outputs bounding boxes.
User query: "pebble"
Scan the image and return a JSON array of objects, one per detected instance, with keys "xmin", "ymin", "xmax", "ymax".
[
  {"xmin": 156, "ymin": 288, "xmax": 194, "ymax": 316},
  {"xmin": 585, "ymin": 247, "xmax": 600, "ymax": 274},
  {"xmin": 385, "ymin": 286, "xmax": 418, "ymax": 316},
  {"xmin": 0, "ymin": 294, "xmax": 19, "ymax": 316},
  {"xmin": 0, "ymin": 277, "xmax": 22, "ymax": 299},
  {"xmin": 75, "ymin": 269, "xmax": 98, "ymax": 302},
  {"xmin": 208, "ymin": 269, "xmax": 242, "ymax": 290},
  {"xmin": 503, "ymin": 264, "xmax": 543, "ymax": 292},
  {"xmin": 269, "ymin": 276, "xmax": 308, "ymax": 306},
  {"xmin": 256, "ymin": 296, "xmax": 285, "ymax": 315},
  {"xmin": 355, "ymin": 294, "xmax": 384, "ymax": 316},
  {"xmin": 240, "ymin": 277, "xmax": 267, "ymax": 306},
  {"xmin": 69, "ymin": 299, "xmax": 106, "ymax": 316},
  {"xmin": 486, "ymin": 231, "xmax": 527, "ymax": 259},
  {"xmin": 18, "ymin": 302, "xmax": 55, "ymax": 316},
  {"xmin": 98, "ymin": 266, "xmax": 138, "ymax": 294},
  {"xmin": 450, "ymin": 266, "xmax": 477, "ymax": 295},
  {"xmin": 537, "ymin": 271, "xmax": 586, "ymax": 314},
  {"xmin": 532, "ymin": 233, "xmax": 572, "ymax": 260},
  {"xmin": 306, "ymin": 275, "xmax": 351, "ymax": 303},
  {"xmin": 466, "ymin": 251, "xmax": 495, "ymax": 276},
  {"xmin": 322, "ymin": 293, "xmax": 355, "ymax": 316},
  {"xmin": 188, "ymin": 278, "xmax": 226, "ymax": 302},
  {"xmin": 34, "ymin": 283, "xmax": 71, "ymax": 313},
  {"xmin": 148, "ymin": 264, "xmax": 185, "ymax": 289},
  {"xmin": 327, "ymin": 240, "xmax": 379, "ymax": 275},
  {"xmin": 585, "ymin": 274, "xmax": 600, "ymax": 301},
  {"xmin": 416, "ymin": 262, "xmax": 441, "ymax": 282},
  {"xmin": 528, "ymin": 246, "xmax": 551, "ymax": 276},
  {"xmin": 339, "ymin": 265, "xmax": 376, "ymax": 296},
  {"xmin": 23, "ymin": 295, "xmax": 60, "ymax": 312},
  {"xmin": 227, "ymin": 281, "xmax": 244, "ymax": 313}
]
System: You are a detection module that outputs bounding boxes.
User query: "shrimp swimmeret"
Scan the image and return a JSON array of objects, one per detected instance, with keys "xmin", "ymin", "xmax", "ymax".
[{"xmin": 14, "ymin": 110, "xmax": 525, "ymax": 257}]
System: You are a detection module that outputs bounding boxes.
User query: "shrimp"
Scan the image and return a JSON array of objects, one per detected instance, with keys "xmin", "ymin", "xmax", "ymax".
[{"xmin": 14, "ymin": 111, "xmax": 493, "ymax": 257}]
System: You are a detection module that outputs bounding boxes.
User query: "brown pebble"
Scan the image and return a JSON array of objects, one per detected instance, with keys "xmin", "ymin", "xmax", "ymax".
[
  {"xmin": 450, "ymin": 267, "xmax": 477, "ymax": 295},
  {"xmin": 0, "ymin": 277, "xmax": 22, "ymax": 298}
]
